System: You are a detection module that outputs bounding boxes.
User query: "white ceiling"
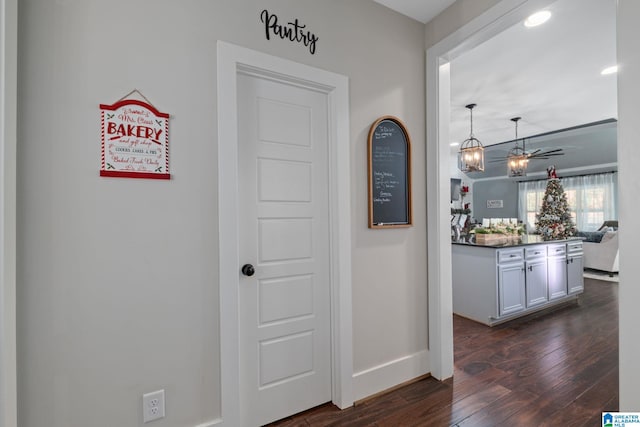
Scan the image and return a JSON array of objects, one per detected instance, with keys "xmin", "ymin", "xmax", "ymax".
[
  {"xmin": 449, "ymin": 0, "xmax": 617, "ymax": 147},
  {"xmin": 374, "ymin": 0, "xmax": 618, "ymax": 148},
  {"xmin": 372, "ymin": 0, "xmax": 456, "ymax": 24}
]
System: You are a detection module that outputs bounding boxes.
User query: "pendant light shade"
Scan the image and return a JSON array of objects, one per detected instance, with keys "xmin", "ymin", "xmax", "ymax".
[
  {"xmin": 507, "ymin": 117, "xmax": 528, "ymax": 177},
  {"xmin": 458, "ymin": 104, "xmax": 485, "ymax": 173}
]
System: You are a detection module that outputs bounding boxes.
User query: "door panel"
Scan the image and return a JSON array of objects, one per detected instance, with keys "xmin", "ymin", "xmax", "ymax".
[
  {"xmin": 237, "ymin": 72, "xmax": 331, "ymax": 426},
  {"xmin": 548, "ymin": 256, "xmax": 568, "ymax": 300},
  {"xmin": 258, "ymin": 218, "xmax": 313, "ymax": 262},
  {"xmin": 526, "ymin": 259, "xmax": 548, "ymax": 307},
  {"xmin": 499, "ymin": 263, "xmax": 526, "ymax": 316},
  {"xmin": 258, "ymin": 158, "xmax": 312, "ymax": 202},
  {"xmin": 259, "ymin": 331, "xmax": 314, "ymax": 386},
  {"xmin": 567, "ymin": 254, "xmax": 584, "ymax": 294},
  {"xmin": 259, "ymin": 275, "xmax": 314, "ymax": 324},
  {"xmin": 258, "ymin": 97, "xmax": 311, "ymax": 147}
]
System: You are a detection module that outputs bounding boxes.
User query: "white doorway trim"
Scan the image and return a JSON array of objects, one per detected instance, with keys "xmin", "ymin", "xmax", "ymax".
[
  {"xmin": 216, "ymin": 41, "xmax": 353, "ymax": 427},
  {"xmin": 0, "ymin": 0, "xmax": 18, "ymax": 426},
  {"xmin": 426, "ymin": 0, "xmax": 558, "ymax": 380}
]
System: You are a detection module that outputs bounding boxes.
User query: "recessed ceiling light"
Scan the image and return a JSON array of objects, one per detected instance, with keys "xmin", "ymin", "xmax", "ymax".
[
  {"xmin": 524, "ymin": 10, "xmax": 551, "ymax": 27},
  {"xmin": 450, "ymin": 142, "xmax": 460, "ymax": 147},
  {"xmin": 601, "ymin": 65, "xmax": 618, "ymax": 75}
]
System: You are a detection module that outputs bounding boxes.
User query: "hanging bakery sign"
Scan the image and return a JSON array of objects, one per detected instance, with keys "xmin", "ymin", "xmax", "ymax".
[{"xmin": 100, "ymin": 90, "xmax": 170, "ymax": 179}]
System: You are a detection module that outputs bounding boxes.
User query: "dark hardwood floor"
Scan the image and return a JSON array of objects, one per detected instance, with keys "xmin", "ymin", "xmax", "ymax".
[{"xmin": 268, "ymin": 278, "xmax": 619, "ymax": 426}]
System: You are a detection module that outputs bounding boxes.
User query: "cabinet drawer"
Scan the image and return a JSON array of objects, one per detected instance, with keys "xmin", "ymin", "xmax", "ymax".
[
  {"xmin": 567, "ymin": 241, "xmax": 583, "ymax": 254},
  {"xmin": 498, "ymin": 248, "xmax": 524, "ymax": 264},
  {"xmin": 525, "ymin": 246, "xmax": 546, "ymax": 260},
  {"xmin": 548, "ymin": 244, "xmax": 566, "ymax": 257}
]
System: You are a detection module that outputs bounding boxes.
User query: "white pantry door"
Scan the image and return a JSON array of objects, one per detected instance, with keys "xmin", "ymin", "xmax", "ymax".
[{"xmin": 236, "ymin": 71, "xmax": 331, "ymax": 426}]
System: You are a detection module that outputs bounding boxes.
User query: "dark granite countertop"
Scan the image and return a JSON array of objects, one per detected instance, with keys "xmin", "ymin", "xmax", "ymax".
[{"xmin": 452, "ymin": 235, "xmax": 583, "ymax": 248}]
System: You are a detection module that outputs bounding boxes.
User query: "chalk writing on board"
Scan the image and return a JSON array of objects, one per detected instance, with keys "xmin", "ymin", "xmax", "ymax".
[
  {"xmin": 373, "ymin": 171, "xmax": 400, "ymax": 204},
  {"xmin": 375, "ymin": 125, "xmax": 396, "ymax": 139}
]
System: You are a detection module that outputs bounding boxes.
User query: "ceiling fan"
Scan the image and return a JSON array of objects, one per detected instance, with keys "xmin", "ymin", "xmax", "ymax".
[{"xmin": 489, "ymin": 117, "xmax": 565, "ymax": 165}]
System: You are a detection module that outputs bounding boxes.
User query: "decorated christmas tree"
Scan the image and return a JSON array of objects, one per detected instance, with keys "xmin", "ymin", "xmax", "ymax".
[{"xmin": 535, "ymin": 166, "xmax": 577, "ymax": 240}]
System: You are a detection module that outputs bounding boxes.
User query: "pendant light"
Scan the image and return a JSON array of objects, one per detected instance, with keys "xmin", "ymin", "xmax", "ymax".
[
  {"xmin": 458, "ymin": 103, "xmax": 485, "ymax": 173},
  {"xmin": 507, "ymin": 117, "xmax": 528, "ymax": 177}
]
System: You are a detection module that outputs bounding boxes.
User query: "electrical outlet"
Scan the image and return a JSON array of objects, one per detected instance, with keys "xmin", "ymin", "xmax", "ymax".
[{"xmin": 143, "ymin": 389, "xmax": 165, "ymax": 423}]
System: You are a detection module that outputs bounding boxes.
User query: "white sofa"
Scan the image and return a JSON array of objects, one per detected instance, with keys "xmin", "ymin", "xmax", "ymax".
[{"xmin": 583, "ymin": 230, "xmax": 619, "ymax": 275}]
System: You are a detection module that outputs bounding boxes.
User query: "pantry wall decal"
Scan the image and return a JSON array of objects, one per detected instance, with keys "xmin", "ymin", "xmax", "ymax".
[
  {"xmin": 100, "ymin": 90, "xmax": 170, "ymax": 179},
  {"xmin": 260, "ymin": 9, "xmax": 319, "ymax": 55}
]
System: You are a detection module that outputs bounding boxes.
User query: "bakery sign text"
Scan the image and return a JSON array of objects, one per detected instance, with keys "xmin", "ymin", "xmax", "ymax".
[{"xmin": 100, "ymin": 99, "xmax": 170, "ymax": 180}]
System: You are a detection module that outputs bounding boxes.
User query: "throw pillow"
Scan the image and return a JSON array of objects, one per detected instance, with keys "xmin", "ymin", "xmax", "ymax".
[
  {"xmin": 600, "ymin": 230, "xmax": 617, "ymax": 243},
  {"xmin": 576, "ymin": 230, "xmax": 606, "ymax": 243}
]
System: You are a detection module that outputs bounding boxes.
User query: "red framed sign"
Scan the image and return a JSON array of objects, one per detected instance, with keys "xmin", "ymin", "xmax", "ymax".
[{"xmin": 100, "ymin": 99, "xmax": 170, "ymax": 179}]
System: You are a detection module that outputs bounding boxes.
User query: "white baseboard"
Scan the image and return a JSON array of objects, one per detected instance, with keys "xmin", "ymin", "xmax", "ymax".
[
  {"xmin": 352, "ymin": 349, "xmax": 430, "ymax": 402},
  {"xmin": 195, "ymin": 418, "xmax": 222, "ymax": 427},
  {"xmin": 200, "ymin": 351, "xmax": 430, "ymax": 425}
]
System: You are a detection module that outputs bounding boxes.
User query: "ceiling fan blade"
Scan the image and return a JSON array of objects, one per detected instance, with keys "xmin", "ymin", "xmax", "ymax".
[
  {"xmin": 528, "ymin": 150, "xmax": 564, "ymax": 159},
  {"xmin": 539, "ymin": 148, "xmax": 564, "ymax": 154},
  {"xmin": 528, "ymin": 154, "xmax": 565, "ymax": 160}
]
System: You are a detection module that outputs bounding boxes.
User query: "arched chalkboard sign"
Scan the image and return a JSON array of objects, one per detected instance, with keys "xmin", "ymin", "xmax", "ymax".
[{"xmin": 367, "ymin": 116, "xmax": 413, "ymax": 228}]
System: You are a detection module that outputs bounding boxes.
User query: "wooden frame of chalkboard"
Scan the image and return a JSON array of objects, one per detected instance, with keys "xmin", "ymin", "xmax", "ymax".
[{"xmin": 367, "ymin": 116, "xmax": 413, "ymax": 228}]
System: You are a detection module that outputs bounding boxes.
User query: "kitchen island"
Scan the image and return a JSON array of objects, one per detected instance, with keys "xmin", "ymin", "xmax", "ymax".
[{"xmin": 452, "ymin": 237, "xmax": 583, "ymax": 326}]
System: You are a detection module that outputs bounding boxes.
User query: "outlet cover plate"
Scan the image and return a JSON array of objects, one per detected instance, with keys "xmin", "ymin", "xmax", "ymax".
[{"xmin": 143, "ymin": 389, "xmax": 165, "ymax": 423}]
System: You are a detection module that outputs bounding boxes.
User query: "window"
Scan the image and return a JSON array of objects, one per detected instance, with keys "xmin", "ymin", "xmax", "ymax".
[
  {"xmin": 524, "ymin": 188, "xmax": 545, "ymax": 232},
  {"xmin": 518, "ymin": 172, "xmax": 617, "ymax": 232}
]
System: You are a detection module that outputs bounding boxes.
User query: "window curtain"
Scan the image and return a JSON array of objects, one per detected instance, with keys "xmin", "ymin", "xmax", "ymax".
[
  {"xmin": 518, "ymin": 172, "xmax": 617, "ymax": 232},
  {"xmin": 518, "ymin": 180, "xmax": 546, "ymax": 232},
  {"xmin": 562, "ymin": 173, "xmax": 617, "ymax": 230}
]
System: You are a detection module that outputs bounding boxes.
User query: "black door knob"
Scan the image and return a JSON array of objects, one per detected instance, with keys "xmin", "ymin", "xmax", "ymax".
[{"xmin": 241, "ymin": 264, "xmax": 255, "ymax": 277}]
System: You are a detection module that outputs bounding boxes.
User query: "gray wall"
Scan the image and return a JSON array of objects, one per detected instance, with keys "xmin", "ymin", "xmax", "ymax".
[
  {"xmin": 16, "ymin": 1, "xmax": 426, "ymax": 426},
  {"xmin": 471, "ymin": 179, "xmax": 519, "ymax": 222},
  {"xmin": 472, "ymin": 166, "xmax": 619, "ymax": 226}
]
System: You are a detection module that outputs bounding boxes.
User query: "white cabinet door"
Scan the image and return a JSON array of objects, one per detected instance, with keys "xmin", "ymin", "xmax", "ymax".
[
  {"xmin": 526, "ymin": 258, "xmax": 548, "ymax": 307},
  {"xmin": 567, "ymin": 253, "xmax": 584, "ymax": 294},
  {"xmin": 498, "ymin": 263, "xmax": 526, "ymax": 316},
  {"xmin": 548, "ymin": 256, "xmax": 568, "ymax": 300}
]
